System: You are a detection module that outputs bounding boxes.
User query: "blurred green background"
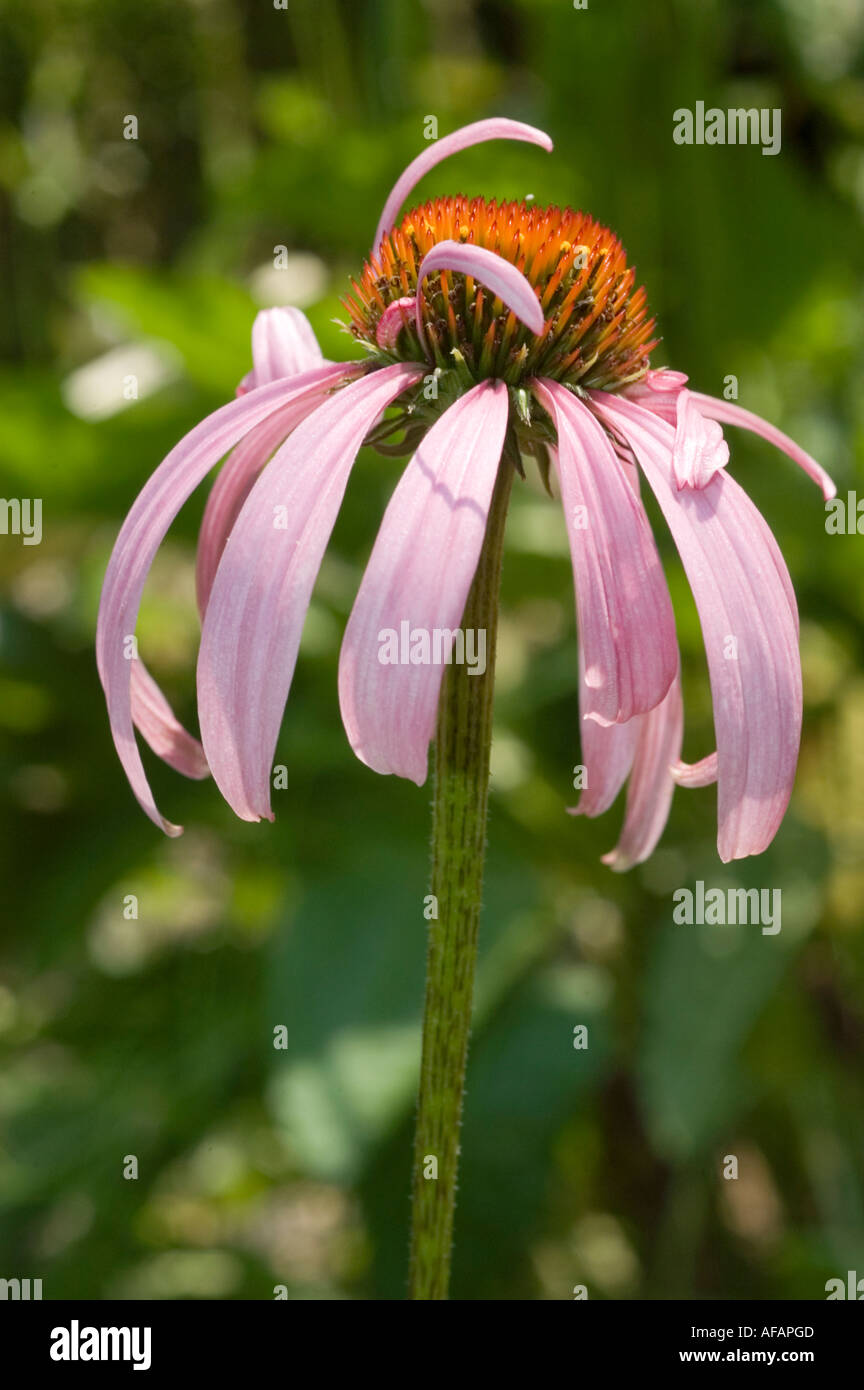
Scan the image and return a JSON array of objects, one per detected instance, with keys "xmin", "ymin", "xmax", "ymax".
[{"xmin": 1, "ymin": 0, "xmax": 863, "ymax": 1301}]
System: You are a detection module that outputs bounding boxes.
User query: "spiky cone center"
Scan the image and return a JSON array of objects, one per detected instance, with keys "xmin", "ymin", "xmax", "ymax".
[{"xmin": 344, "ymin": 195, "xmax": 658, "ymax": 391}]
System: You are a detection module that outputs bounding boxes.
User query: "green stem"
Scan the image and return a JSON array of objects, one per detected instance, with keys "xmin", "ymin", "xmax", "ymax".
[{"xmin": 408, "ymin": 456, "xmax": 514, "ymax": 1300}]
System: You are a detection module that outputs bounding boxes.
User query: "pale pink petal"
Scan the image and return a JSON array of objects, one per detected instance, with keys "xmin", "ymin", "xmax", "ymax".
[
  {"xmin": 615, "ymin": 396, "xmax": 797, "ymax": 634},
  {"xmin": 130, "ymin": 660, "xmax": 209, "ymax": 779},
  {"xmin": 672, "ymin": 390, "xmax": 729, "ymax": 490},
  {"xmin": 373, "ymin": 118, "xmax": 553, "ymax": 252},
  {"xmin": 132, "ymin": 367, "xmax": 348, "ymax": 787},
  {"xmin": 672, "ymin": 752, "xmax": 718, "ymax": 788},
  {"xmin": 195, "ymin": 391, "xmax": 336, "ymax": 616},
  {"xmin": 567, "ymin": 654, "xmax": 638, "ymax": 818},
  {"xmin": 338, "ymin": 381, "xmax": 509, "ymax": 784},
  {"xmin": 564, "ymin": 449, "xmax": 639, "ymax": 817},
  {"xmin": 416, "ymin": 241, "xmax": 544, "ymax": 344},
  {"xmin": 237, "ymin": 308, "xmax": 325, "ymax": 394},
  {"xmin": 590, "ymin": 393, "xmax": 802, "ymax": 863},
  {"xmin": 690, "ymin": 392, "xmax": 836, "ymax": 500},
  {"xmin": 197, "ymin": 362, "xmax": 425, "ymax": 822},
  {"xmin": 96, "ymin": 361, "xmax": 352, "ymax": 835},
  {"xmin": 533, "ymin": 379, "xmax": 678, "ymax": 724},
  {"xmin": 602, "ymin": 674, "xmax": 684, "ymax": 871}
]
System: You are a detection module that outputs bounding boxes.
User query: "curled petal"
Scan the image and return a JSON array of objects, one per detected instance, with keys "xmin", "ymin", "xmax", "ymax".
[
  {"xmin": 197, "ymin": 362, "xmax": 425, "ymax": 823},
  {"xmin": 339, "ymin": 380, "xmax": 509, "ymax": 784},
  {"xmin": 130, "ymin": 660, "xmax": 209, "ymax": 779},
  {"xmin": 621, "ymin": 368, "xmax": 688, "ymax": 424},
  {"xmin": 237, "ymin": 308, "xmax": 325, "ymax": 394},
  {"xmin": 672, "ymin": 752, "xmax": 718, "ymax": 788},
  {"xmin": 689, "ymin": 392, "xmax": 836, "ymax": 500},
  {"xmin": 96, "ymin": 361, "xmax": 353, "ymax": 835},
  {"xmin": 591, "ymin": 393, "xmax": 802, "ymax": 863},
  {"xmin": 647, "ymin": 369, "xmax": 688, "ymax": 392},
  {"xmin": 533, "ymin": 378, "xmax": 678, "ymax": 724},
  {"xmin": 376, "ymin": 297, "xmax": 416, "ymax": 351},
  {"xmin": 416, "ymin": 240, "xmax": 544, "ymax": 345},
  {"xmin": 602, "ymin": 674, "xmax": 684, "ymax": 871},
  {"xmin": 672, "ymin": 390, "xmax": 729, "ymax": 490},
  {"xmin": 373, "ymin": 117, "xmax": 553, "ymax": 253}
]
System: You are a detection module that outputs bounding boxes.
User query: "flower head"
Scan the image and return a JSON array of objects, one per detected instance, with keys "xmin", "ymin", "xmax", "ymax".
[
  {"xmin": 346, "ymin": 195, "xmax": 656, "ymax": 390},
  {"xmin": 97, "ymin": 118, "xmax": 835, "ymax": 866}
]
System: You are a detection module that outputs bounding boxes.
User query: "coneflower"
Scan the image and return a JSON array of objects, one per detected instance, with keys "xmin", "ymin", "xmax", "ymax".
[{"xmin": 96, "ymin": 118, "xmax": 834, "ymax": 1298}]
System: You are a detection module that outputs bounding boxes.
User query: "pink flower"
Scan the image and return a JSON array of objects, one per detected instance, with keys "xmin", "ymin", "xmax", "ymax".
[{"xmin": 97, "ymin": 118, "xmax": 834, "ymax": 865}]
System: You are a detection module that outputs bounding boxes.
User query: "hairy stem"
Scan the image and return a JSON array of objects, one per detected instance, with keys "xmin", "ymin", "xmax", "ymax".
[{"xmin": 408, "ymin": 457, "xmax": 514, "ymax": 1300}]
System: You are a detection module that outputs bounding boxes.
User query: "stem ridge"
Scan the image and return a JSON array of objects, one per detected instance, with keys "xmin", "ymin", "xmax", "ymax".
[{"xmin": 408, "ymin": 458, "xmax": 514, "ymax": 1300}]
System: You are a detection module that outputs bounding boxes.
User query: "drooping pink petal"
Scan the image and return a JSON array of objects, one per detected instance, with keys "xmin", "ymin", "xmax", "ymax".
[
  {"xmin": 606, "ymin": 395, "xmax": 798, "ymax": 633},
  {"xmin": 195, "ymin": 391, "xmax": 340, "ymax": 616},
  {"xmin": 96, "ymin": 360, "xmax": 353, "ymax": 835},
  {"xmin": 373, "ymin": 118, "xmax": 553, "ymax": 253},
  {"xmin": 197, "ymin": 362, "xmax": 425, "ymax": 822},
  {"xmin": 567, "ymin": 655, "xmax": 638, "ymax": 818},
  {"xmin": 672, "ymin": 752, "xmax": 718, "ymax": 788},
  {"xmin": 416, "ymin": 241, "xmax": 544, "ymax": 345},
  {"xmin": 130, "ymin": 314, "xmax": 337, "ymax": 782},
  {"xmin": 533, "ymin": 379, "xmax": 678, "ymax": 725},
  {"xmin": 338, "ymin": 380, "xmax": 509, "ymax": 784},
  {"xmin": 237, "ymin": 307, "xmax": 325, "ymax": 394},
  {"xmin": 130, "ymin": 660, "xmax": 209, "ymax": 779},
  {"xmin": 601, "ymin": 673, "xmax": 684, "ymax": 871},
  {"xmin": 590, "ymin": 392, "xmax": 802, "ymax": 863},
  {"xmin": 689, "ymin": 392, "xmax": 836, "ymax": 500},
  {"xmin": 672, "ymin": 390, "xmax": 729, "ymax": 490},
  {"xmin": 562, "ymin": 446, "xmax": 639, "ymax": 818}
]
